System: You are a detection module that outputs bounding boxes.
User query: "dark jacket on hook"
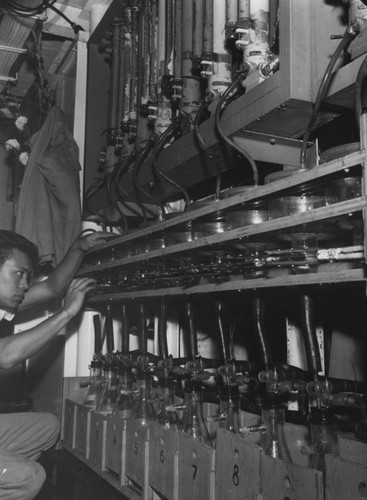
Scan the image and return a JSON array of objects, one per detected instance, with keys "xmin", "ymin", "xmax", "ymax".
[{"xmin": 15, "ymin": 106, "xmax": 82, "ymax": 266}]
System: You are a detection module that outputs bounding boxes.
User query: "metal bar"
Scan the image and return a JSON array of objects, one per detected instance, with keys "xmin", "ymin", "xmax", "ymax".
[{"xmin": 0, "ymin": 44, "xmax": 26, "ymax": 54}]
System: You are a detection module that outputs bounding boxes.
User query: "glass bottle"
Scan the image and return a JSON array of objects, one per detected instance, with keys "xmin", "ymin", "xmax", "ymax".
[
  {"xmin": 157, "ymin": 378, "xmax": 178, "ymax": 430},
  {"xmin": 132, "ymin": 372, "xmax": 157, "ymax": 425},
  {"xmin": 260, "ymin": 393, "xmax": 292, "ymax": 463},
  {"xmin": 96, "ymin": 360, "xmax": 119, "ymax": 413},
  {"xmin": 83, "ymin": 359, "xmax": 103, "ymax": 409},
  {"xmin": 304, "ymin": 407, "xmax": 338, "ymax": 474},
  {"xmin": 180, "ymin": 380, "xmax": 213, "ymax": 446},
  {"xmin": 112, "ymin": 367, "xmax": 135, "ymax": 419}
]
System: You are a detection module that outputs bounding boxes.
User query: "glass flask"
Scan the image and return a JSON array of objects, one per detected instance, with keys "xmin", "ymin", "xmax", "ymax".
[
  {"xmin": 260, "ymin": 393, "xmax": 292, "ymax": 463},
  {"xmin": 83, "ymin": 360, "xmax": 103, "ymax": 409},
  {"xmin": 112, "ymin": 367, "xmax": 135, "ymax": 419},
  {"xmin": 132, "ymin": 372, "xmax": 157, "ymax": 425},
  {"xmin": 218, "ymin": 385, "xmax": 240, "ymax": 434},
  {"xmin": 157, "ymin": 378, "xmax": 179, "ymax": 430},
  {"xmin": 96, "ymin": 361, "xmax": 119, "ymax": 413},
  {"xmin": 180, "ymin": 380, "xmax": 213, "ymax": 446},
  {"xmin": 304, "ymin": 407, "xmax": 338, "ymax": 474}
]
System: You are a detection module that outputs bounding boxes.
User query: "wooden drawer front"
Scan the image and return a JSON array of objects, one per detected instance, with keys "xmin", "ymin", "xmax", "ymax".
[
  {"xmin": 63, "ymin": 399, "xmax": 77, "ymax": 448},
  {"xmin": 149, "ymin": 423, "xmax": 179, "ymax": 499},
  {"xmin": 75, "ymin": 404, "xmax": 91, "ymax": 456},
  {"xmin": 88, "ymin": 411, "xmax": 107, "ymax": 471}
]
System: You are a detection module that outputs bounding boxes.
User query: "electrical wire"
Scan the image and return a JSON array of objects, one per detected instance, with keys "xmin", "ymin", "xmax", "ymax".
[
  {"xmin": 115, "ymin": 154, "xmax": 155, "ymax": 220},
  {"xmin": 300, "ymin": 24, "xmax": 359, "ymax": 168},
  {"xmin": 152, "ymin": 116, "xmax": 191, "ymax": 208},
  {"xmin": 131, "ymin": 135, "xmax": 166, "ymax": 218},
  {"xmin": 214, "ymin": 68, "xmax": 259, "ymax": 186}
]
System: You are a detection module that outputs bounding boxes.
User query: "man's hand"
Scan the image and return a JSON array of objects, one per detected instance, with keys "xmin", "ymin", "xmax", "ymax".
[
  {"xmin": 63, "ymin": 277, "xmax": 96, "ymax": 318},
  {"xmin": 72, "ymin": 231, "xmax": 117, "ymax": 253}
]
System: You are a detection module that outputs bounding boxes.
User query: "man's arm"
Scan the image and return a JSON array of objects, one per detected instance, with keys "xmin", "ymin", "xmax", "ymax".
[
  {"xmin": 19, "ymin": 231, "xmax": 114, "ymax": 310},
  {"xmin": 0, "ymin": 277, "xmax": 95, "ymax": 369}
]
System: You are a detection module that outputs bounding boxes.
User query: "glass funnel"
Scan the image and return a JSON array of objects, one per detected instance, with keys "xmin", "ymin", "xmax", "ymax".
[
  {"xmin": 132, "ymin": 372, "xmax": 157, "ymax": 425},
  {"xmin": 260, "ymin": 393, "xmax": 292, "ymax": 463},
  {"xmin": 157, "ymin": 378, "xmax": 179, "ymax": 430},
  {"xmin": 96, "ymin": 360, "xmax": 119, "ymax": 413},
  {"xmin": 112, "ymin": 367, "xmax": 135, "ymax": 419},
  {"xmin": 83, "ymin": 359, "xmax": 103, "ymax": 409},
  {"xmin": 180, "ymin": 380, "xmax": 212, "ymax": 446}
]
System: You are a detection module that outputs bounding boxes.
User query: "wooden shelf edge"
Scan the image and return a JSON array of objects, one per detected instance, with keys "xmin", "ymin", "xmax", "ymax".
[{"xmin": 86, "ymin": 268, "xmax": 366, "ymax": 301}]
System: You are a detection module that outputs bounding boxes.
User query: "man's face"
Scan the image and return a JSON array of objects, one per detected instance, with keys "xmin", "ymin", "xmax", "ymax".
[{"xmin": 0, "ymin": 249, "xmax": 33, "ymax": 313}]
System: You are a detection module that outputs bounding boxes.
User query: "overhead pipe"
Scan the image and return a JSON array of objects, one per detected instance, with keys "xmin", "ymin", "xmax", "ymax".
[
  {"xmin": 181, "ymin": 0, "xmax": 201, "ymax": 116},
  {"xmin": 207, "ymin": 0, "xmax": 232, "ymax": 99},
  {"xmin": 192, "ymin": 0, "xmax": 204, "ymax": 73},
  {"xmin": 108, "ymin": 22, "xmax": 121, "ymax": 144},
  {"xmin": 121, "ymin": 9, "xmax": 132, "ymax": 133},
  {"xmin": 148, "ymin": 0, "xmax": 159, "ymax": 117},
  {"xmin": 242, "ymin": 0, "xmax": 270, "ymax": 91},
  {"xmin": 225, "ymin": 0, "xmax": 239, "ymax": 41},
  {"xmin": 104, "ymin": 304, "xmax": 115, "ymax": 354},
  {"xmin": 155, "ymin": 0, "xmax": 173, "ymax": 135},
  {"xmin": 200, "ymin": 0, "xmax": 214, "ymax": 80},
  {"xmin": 117, "ymin": 23, "xmax": 127, "ymax": 150},
  {"xmin": 172, "ymin": 0, "xmax": 183, "ymax": 111}
]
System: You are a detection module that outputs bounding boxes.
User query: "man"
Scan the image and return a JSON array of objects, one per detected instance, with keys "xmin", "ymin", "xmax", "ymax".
[{"xmin": 0, "ymin": 229, "xmax": 110, "ymax": 500}]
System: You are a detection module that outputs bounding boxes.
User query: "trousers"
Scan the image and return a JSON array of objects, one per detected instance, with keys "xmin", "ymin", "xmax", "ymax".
[{"xmin": 0, "ymin": 412, "xmax": 60, "ymax": 500}]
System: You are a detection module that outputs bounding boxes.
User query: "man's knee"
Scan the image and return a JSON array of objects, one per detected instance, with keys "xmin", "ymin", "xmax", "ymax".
[{"xmin": 0, "ymin": 457, "xmax": 46, "ymax": 500}]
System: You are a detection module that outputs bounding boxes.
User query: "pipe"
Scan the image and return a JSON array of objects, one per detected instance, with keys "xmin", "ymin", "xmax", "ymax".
[
  {"xmin": 158, "ymin": 297, "xmax": 169, "ymax": 359},
  {"xmin": 235, "ymin": 0, "xmax": 251, "ymax": 52},
  {"xmin": 182, "ymin": 0, "xmax": 202, "ymax": 116},
  {"xmin": 252, "ymin": 296, "xmax": 272, "ymax": 370},
  {"xmin": 300, "ymin": 25, "xmax": 359, "ymax": 168},
  {"xmin": 121, "ymin": 301, "xmax": 129, "ymax": 354},
  {"xmin": 299, "ymin": 294, "xmax": 322, "ymax": 377},
  {"xmin": 201, "ymin": 0, "xmax": 214, "ymax": 79},
  {"xmin": 117, "ymin": 23, "xmax": 127, "ymax": 134},
  {"xmin": 208, "ymin": 0, "xmax": 232, "ymax": 98},
  {"xmin": 242, "ymin": 0, "xmax": 270, "ymax": 91},
  {"xmin": 122, "ymin": 10, "xmax": 132, "ymax": 126},
  {"xmin": 185, "ymin": 301, "xmax": 198, "ymax": 358},
  {"xmin": 158, "ymin": 0, "xmax": 167, "ymax": 98},
  {"xmin": 193, "ymin": 0, "xmax": 204, "ymax": 69},
  {"xmin": 173, "ymin": 0, "xmax": 183, "ymax": 108},
  {"xmin": 226, "ymin": 0, "xmax": 238, "ymax": 39},
  {"xmin": 108, "ymin": 22, "xmax": 121, "ymax": 133}
]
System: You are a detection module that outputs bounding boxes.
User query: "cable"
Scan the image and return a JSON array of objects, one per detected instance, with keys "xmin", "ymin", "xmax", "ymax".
[
  {"xmin": 300, "ymin": 24, "xmax": 359, "ymax": 168},
  {"xmin": 152, "ymin": 116, "xmax": 191, "ymax": 208},
  {"xmin": 214, "ymin": 68, "xmax": 259, "ymax": 186},
  {"xmin": 131, "ymin": 136, "xmax": 166, "ymax": 217}
]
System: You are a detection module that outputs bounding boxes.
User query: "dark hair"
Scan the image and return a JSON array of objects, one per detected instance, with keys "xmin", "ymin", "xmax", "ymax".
[{"xmin": 0, "ymin": 230, "xmax": 39, "ymax": 270}]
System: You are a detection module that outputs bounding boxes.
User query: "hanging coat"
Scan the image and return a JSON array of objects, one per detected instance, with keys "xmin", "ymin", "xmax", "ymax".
[{"xmin": 15, "ymin": 106, "xmax": 82, "ymax": 266}]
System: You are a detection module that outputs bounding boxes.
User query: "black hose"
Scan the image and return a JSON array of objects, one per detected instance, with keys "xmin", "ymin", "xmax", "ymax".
[
  {"xmin": 216, "ymin": 300, "xmax": 229, "ymax": 363},
  {"xmin": 131, "ymin": 136, "xmax": 166, "ymax": 216},
  {"xmin": 185, "ymin": 301, "xmax": 198, "ymax": 358},
  {"xmin": 300, "ymin": 25, "xmax": 359, "ymax": 168},
  {"xmin": 116, "ymin": 154, "xmax": 157, "ymax": 219},
  {"xmin": 214, "ymin": 68, "xmax": 259, "ymax": 186},
  {"xmin": 139, "ymin": 302, "xmax": 147, "ymax": 353},
  {"xmin": 106, "ymin": 161, "xmax": 129, "ymax": 230},
  {"xmin": 104, "ymin": 304, "xmax": 114, "ymax": 354},
  {"xmin": 252, "ymin": 296, "xmax": 272, "ymax": 369},
  {"xmin": 299, "ymin": 294, "xmax": 322, "ymax": 376},
  {"xmin": 152, "ymin": 117, "xmax": 191, "ymax": 207},
  {"xmin": 158, "ymin": 297, "xmax": 168, "ymax": 359},
  {"xmin": 93, "ymin": 315, "xmax": 102, "ymax": 355}
]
